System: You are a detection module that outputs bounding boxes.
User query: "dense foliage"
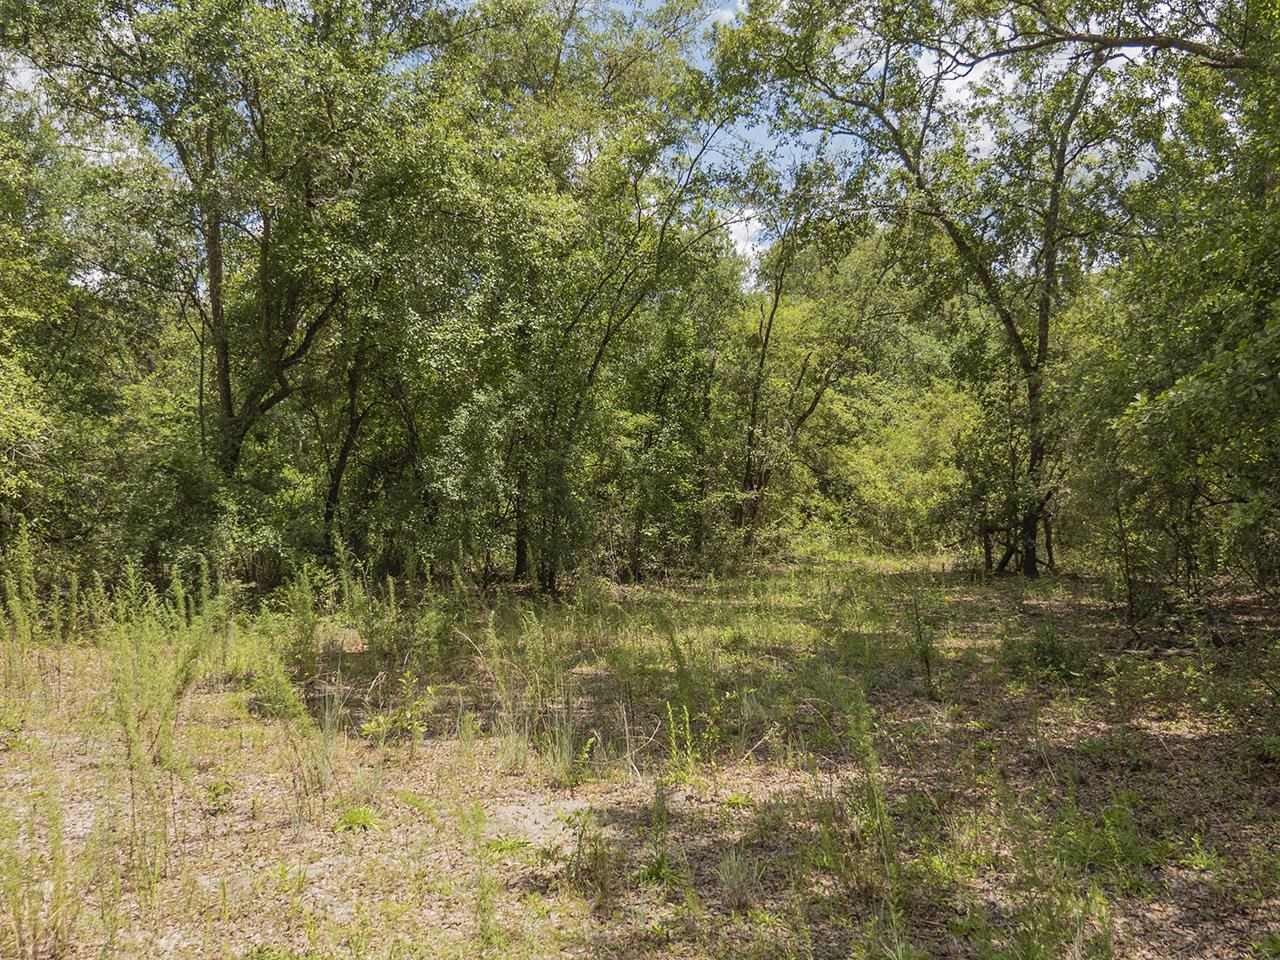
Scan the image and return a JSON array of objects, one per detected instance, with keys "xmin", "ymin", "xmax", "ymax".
[{"xmin": 1, "ymin": 0, "xmax": 1276, "ymax": 613}]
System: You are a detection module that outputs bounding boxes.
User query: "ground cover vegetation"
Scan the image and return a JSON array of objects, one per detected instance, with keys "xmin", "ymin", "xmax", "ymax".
[{"xmin": 0, "ymin": 0, "xmax": 1277, "ymax": 956}]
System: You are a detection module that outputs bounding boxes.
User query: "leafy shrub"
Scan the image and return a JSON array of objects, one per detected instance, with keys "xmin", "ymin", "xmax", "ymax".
[
  {"xmin": 247, "ymin": 654, "xmax": 308, "ymax": 722},
  {"xmin": 1001, "ymin": 619, "xmax": 1086, "ymax": 681}
]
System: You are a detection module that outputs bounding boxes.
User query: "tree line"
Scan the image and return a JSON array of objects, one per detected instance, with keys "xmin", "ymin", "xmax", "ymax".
[{"xmin": 1, "ymin": 0, "xmax": 1276, "ymax": 614}]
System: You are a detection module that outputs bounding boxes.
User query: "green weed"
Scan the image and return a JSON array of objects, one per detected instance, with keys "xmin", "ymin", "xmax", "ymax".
[{"xmin": 333, "ymin": 805, "xmax": 382, "ymax": 833}]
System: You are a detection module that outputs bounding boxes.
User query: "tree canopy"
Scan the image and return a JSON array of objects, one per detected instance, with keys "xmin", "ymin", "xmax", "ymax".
[{"xmin": 0, "ymin": 0, "xmax": 1275, "ymax": 609}]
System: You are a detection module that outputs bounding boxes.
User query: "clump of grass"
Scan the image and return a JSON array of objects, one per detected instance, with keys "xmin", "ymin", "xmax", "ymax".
[
  {"xmin": 495, "ymin": 717, "xmax": 530, "ymax": 774},
  {"xmin": 333, "ymin": 805, "xmax": 382, "ymax": 833},
  {"xmin": 281, "ymin": 566, "xmax": 324, "ymax": 679},
  {"xmin": 839, "ymin": 682, "xmax": 926, "ymax": 956},
  {"xmin": 716, "ymin": 846, "xmax": 763, "ymax": 911},
  {"xmin": 1250, "ymin": 932, "xmax": 1280, "ymax": 959},
  {"xmin": 247, "ymin": 652, "xmax": 308, "ymax": 722},
  {"xmin": 1050, "ymin": 790, "xmax": 1172, "ymax": 894},
  {"xmin": 560, "ymin": 807, "xmax": 617, "ymax": 904},
  {"xmin": 98, "ymin": 564, "xmax": 208, "ymax": 886},
  {"xmin": 666, "ymin": 700, "xmax": 695, "ymax": 777},
  {"xmin": 281, "ymin": 686, "xmax": 343, "ymax": 827},
  {"xmin": 395, "ymin": 789, "xmax": 439, "ymax": 826},
  {"xmin": 204, "ymin": 778, "xmax": 234, "ymax": 816},
  {"xmin": 906, "ymin": 592, "xmax": 938, "ymax": 698},
  {"xmin": 457, "ymin": 801, "xmax": 503, "ymax": 953},
  {"xmin": 635, "ymin": 780, "xmax": 686, "ymax": 891},
  {"xmin": 1179, "ymin": 835, "xmax": 1225, "ymax": 873},
  {"xmin": 241, "ymin": 947, "xmax": 327, "ymax": 960},
  {"xmin": 541, "ymin": 686, "xmax": 594, "ymax": 786},
  {"xmin": 1247, "ymin": 734, "xmax": 1280, "ymax": 766},
  {"xmin": 456, "ymin": 708, "xmax": 480, "ymax": 752},
  {"xmin": 0, "ymin": 784, "xmax": 83, "ymax": 959}
]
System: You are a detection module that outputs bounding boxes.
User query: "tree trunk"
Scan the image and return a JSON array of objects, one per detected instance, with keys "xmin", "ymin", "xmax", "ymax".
[
  {"xmin": 737, "ymin": 247, "xmax": 789, "ymax": 532},
  {"xmin": 1019, "ymin": 374, "xmax": 1045, "ymax": 578},
  {"xmin": 322, "ymin": 422, "xmax": 359, "ymax": 554},
  {"xmin": 204, "ymin": 200, "xmax": 239, "ymax": 477},
  {"xmin": 1113, "ymin": 493, "xmax": 1137, "ymax": 623},
  {"xmin": 1018, "ymin": 510, "xmax": 1039, "ymax": 577},
  {"xmin": 538, "ymin": 553, "xmax": 557, "ymax": 596},
  {"xmin": 514, "ymin": 466, "xmax": 529, "ymax": 581},
  {"xmin": 537, "ymin": 500, "xmax": 560, "ymax": 596},
  {"xmin": 323, "ymin": 363, "xmax": 365, "ymax": 554},
  {"xmin": 628, "ymin": 503, "xmax": 646, "ymax": 583},
  {"xmin": 692, "ymin": 356, "xmax": 715, "ymax": 557}
]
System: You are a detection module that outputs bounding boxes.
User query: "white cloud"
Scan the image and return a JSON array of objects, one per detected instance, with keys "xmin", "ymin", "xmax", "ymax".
[
  {"xmin": 709, "ymin": 0, "xmax": 746, "ymax": 27},
  {"xmin": 2, "ymin": 55, "xmax": 40, "ymax": 95},
  {"xmin": 728, "ymin": 206, "xmax": 762, "ymax": 257}
]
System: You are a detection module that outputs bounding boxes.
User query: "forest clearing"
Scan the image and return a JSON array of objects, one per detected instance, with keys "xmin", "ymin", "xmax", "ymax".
[
  {"xmin": 2, "ymin": 549, "xmax": 1278, "ymax": 958},
  {"xmin": 3, "ymin": 0, "xmax": 1279, "ymax": 956}
]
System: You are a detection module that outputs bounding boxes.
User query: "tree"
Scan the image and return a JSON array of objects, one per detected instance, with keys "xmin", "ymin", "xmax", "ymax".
[
  {"xmin": 1059, "ymin": 1, "xmax": 1279, "ymax": 605},
  {"xmin": 718, "ymin": 0, "xmax": 1159, "ymax": 574},
  {"xmin": 14, "ymin": 0, "xmax": 437, "ymax": 478}
]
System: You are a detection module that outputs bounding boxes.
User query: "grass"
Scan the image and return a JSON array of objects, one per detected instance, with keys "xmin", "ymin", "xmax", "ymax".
[
  {"xmin": 716, "ymin": 846, "xmax": 764, "ymax": 911},
  {"xmin": 0, "ymin": 550, "xmax": 1276, "ymax": 957},
  {"xmin": 333, "ymin": 805, "xmax": 382, "ymax": 834},
  {"xmin": 0, "ymin": 782, "xmax": 81, "ymax": 960}
]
